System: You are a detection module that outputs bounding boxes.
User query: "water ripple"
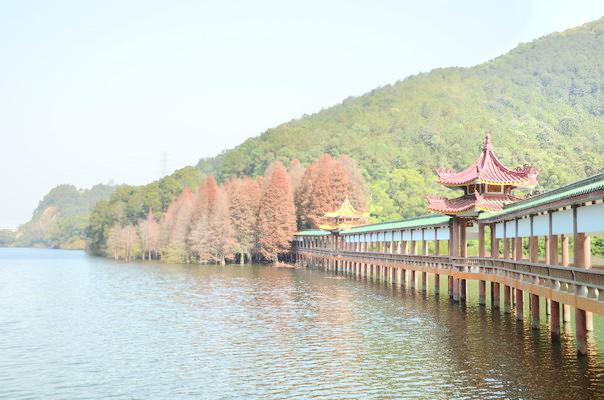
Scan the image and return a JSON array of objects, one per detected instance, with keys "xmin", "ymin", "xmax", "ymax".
[{"xmin": 0, "ymin": 248, "xmax": 602, "ymax": 399}]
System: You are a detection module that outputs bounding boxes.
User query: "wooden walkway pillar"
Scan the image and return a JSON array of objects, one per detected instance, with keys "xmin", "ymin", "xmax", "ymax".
[
  {"xmin": 573, "ymin": 207, "xmax": 593, "ymax": 336},
  {"xmin": 561, "ymin": 234, "xmax": 569, "ymax": 266},
  {"xmin": 421, "ymin": 271, "xmax": 427, "ymax": 293},
  {"xmin": 479, "ymin": 281, "xmax": 486, "ymax": 306},
  {"xmin": 563, "ymin": 303, "xmax": 571, "ymax": 323},
  {"xmin": 576, "ymin": 308, "xmax": 588, "ymax": 356},
  {"xmin": 478, "ymin": 224, "xmax": 486, "ymax": 305},
  {"xmin": 453, "ymin": 277, "xmax": 459, "ymax": 302},
  {"xmin": 530, "ymin": 294, "xmax": 540, "ymax": 329},
  {"xmin": 434, "ymin": 239, "xmax": 440, "ymax": 294},
  {"xmin": 449, "ymin": 219, "xmax": 457, "ymax": 301},
  {"xmin": 421, "ymin": 233, "xmax": 427, "ymax": 292},
  {"xmin": 529, "ymin": 236, "xmax": 539, "ymax": 263},
  {"xmin": 551, "ymin": 300, "xmax": 560, "ymax": 340},
  {"xmin": 460, "ymin": 279, "xmax": 467, "ymax": 302},
  {"xmin": 504, "ymin": 285, "xmax": 511, "ymax": 314},
  {"xmin": 549, "ymin": 234, "xmax": 559, "ymax": 265},
  {"xmin": 515, "ymin": 289, "xmax": 524, "ymax": 321},
  {"xmin": 459, "ymin": 223, "xmax": 467, "ymax": 302},
  {"xmin": 558, "ymin": 234, "xmax": 572, "ymax": 322},
  {"xmin": 492, "ymin": 282, "xmax": 500, "ymax": 308}
]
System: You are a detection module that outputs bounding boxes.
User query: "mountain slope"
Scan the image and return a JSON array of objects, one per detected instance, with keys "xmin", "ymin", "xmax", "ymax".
[
  {"xmin": 14, "ymin": 184, "xmax": 116, "ymax": 249},
  {"xmin": 197, "ymin": 17, "xmax": 604, "ymax": 221}
]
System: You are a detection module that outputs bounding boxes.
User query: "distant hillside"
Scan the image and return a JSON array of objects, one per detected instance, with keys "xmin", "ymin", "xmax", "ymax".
[
  {"xmin": 197, "ymin": 17, "xmax": 604, "ymax": 221},
  {"xmin": 86, "ymin": 166, "xmax": 203, "ymax": 255},
  {"xmin": 85, "ymin": 17, "xmax": 604, "ymax": 254},
  {"xmin": 14, "ymin": 184, "xmax": 116, "ymax": 249}
]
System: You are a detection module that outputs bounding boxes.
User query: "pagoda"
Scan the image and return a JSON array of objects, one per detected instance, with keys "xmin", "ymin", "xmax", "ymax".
[
  {"xmin": 426, "ymin": 133, "xmax": 538, "ymax": 216},
  {"xmin": 319, "ymin": 197, "xmax": 369, "ymax": 231}
]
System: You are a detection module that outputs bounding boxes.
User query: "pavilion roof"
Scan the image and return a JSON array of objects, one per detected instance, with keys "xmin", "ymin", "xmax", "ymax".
[
  {"xmin": 436, "ymin": 133, "xmax": 538, "ymax": 187},
  {"xmin": 427, "ymin": 191, "xmax": 520, "ymax": 215},
  {"xmin": 323, "ymin": 197, "xmax": 369, "ymax": 218}
]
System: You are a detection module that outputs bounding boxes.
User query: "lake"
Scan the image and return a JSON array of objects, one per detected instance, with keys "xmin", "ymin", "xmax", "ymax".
[{"xmin": 0, "ymin": 248, "xmax": 602, "ymax": 399}]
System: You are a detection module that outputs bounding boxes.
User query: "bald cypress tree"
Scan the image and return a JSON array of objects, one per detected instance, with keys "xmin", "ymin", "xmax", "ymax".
[
  {"xmin": 227, "ymin": 176, "xmax": 262, "ymax": 264},
  {"xmin": 160, "ymin": 187, "xmax": 193, "ymax": 263},
  {"xmin": 256, "ymin": 161, "xmax": 296, "ymax": 262}
]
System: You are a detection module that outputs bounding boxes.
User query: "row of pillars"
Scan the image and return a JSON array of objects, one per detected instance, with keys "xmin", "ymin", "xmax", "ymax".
[
  {"xmin": 478, "ymin": 213, "xmax": 594, "ymax": 355},
  {"xmin": 297, "ymin": 209, "xmax": 596, "ymax": 355},
  {"xmin": 321, "ymin": 257, "xmax": 438, "ymax": 295},
  {"xmin": 303, "ymin": 253, "xmax": 593, "ymax": 356}
]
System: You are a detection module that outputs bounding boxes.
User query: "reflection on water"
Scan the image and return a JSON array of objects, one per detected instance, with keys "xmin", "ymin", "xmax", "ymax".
[{"xmin": 0, "ymin": 248, "xmax": 602, "ymax": 399}]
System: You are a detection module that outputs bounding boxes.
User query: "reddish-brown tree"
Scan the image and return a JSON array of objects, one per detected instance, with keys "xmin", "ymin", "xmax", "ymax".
[
  {"xmin": 294, "ymin": 162, "xmax": 318, "ymax": 228},
  {"xmin": 107, "ymin": 224, "xmax": 139, "ymax": 260},
  {"xmin": 207, "ymin": 188, "xmax": 236, "ymax": 264},
  {"xmin": 138, "ymin": 212, "xmax": 160, "ymax": 260},
  {"xmin": 329, "ymin": 159, "xmax": 350, "ymax": 207},
  {"xmin": 306, "ymin": 154, "xmax": 334, "ymax": 227},
  {"xmin": 338, "ymin": 154, "xmax": 367, "ymax": 210},
  {"xmin": 192, "ymin": 176, "xmax": 219, "ymax": 223},
  {"xmin": 189, "ymin": 177, "xmax": 236, "ymax": 264},
  {"xmin": 188, "ymin": 212, "xmax": 211, "ymax": 263},
  {"xmin": 287, "ymin": 159, "xmax": 305, "ymax": 195},
  {"xmin": 227, "ymin": 176, "xmax": 262, "ymax": 264},
  {"xmin": 160, "ymin": 187, "xmax": 194, "ymax": 262},
  {"xmin": 256, "ymin": 161, "xmax": 296, "ymax": 262},
  {"xmin": 294, "ymin": 154, "xmax": 367, "ymax": 228}
]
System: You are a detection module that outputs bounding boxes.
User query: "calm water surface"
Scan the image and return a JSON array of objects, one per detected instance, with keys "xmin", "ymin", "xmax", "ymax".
[{"xmin": 0, "ymin": 248, "xmax": 603, "ymax": 399}]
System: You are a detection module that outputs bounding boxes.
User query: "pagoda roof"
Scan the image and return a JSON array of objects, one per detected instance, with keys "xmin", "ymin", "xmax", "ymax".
[
  {"xmin": 435, "ymin": 133, "xmax": 538, "ymax": 187},
  {"xmin": 427, "ymin": 191, "xmax": 520, "ymax": 215},
  {"xmin": 323, "ymin": 197, "xmax": 369, "ymax": 219}
]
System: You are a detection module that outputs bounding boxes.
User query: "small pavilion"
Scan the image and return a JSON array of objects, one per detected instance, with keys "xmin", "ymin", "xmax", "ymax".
[
  {"xmin": 319, "ymin": 197, "xmax": 369, "ymax": 232},
  {"xmin": 427, "ymin": 133, "xmax": 538, "ymax": 216}
]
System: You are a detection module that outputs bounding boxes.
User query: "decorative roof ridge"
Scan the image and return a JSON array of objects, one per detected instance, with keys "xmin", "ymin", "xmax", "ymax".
[
  {"xmin": 427, "ymin": 193, "xmax": 474, "ymax": 200},
  {"xmin": 323, "ymin": 196, "xmax": 369, "ymax": 218},
  {"xmin": 435, "ymin": 133, "xmax": 538, "ymax": 186}
]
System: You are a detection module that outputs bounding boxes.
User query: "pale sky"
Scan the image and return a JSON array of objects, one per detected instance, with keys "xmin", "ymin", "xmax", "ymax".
[{"xmin": 1, "ymin": 0, "xmax": 603, "ymax": 228}]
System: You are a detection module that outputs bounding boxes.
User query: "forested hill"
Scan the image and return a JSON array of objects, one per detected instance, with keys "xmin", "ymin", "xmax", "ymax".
[
  {"xmin": 197, "ymin": 17, "xmax": 604, "ymax": 222},
  {"xmin": 13, "ymin": 184, "xmax": 116, "ymax": 249}
]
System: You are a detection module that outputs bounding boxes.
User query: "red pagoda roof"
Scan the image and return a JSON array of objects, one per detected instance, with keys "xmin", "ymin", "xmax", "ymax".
[
  {"xmin": 436, "ymin": 133, "xmax": 538, "ymax": 187},
  {"xmin": 427, "ymin": 191, "xmax": 520, "ymax": 215}
]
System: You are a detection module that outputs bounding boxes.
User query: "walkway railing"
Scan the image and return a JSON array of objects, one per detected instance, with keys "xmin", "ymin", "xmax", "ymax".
[{"xmin": 297, "ymin": 248, "xmax": 604, "ymax": 302}]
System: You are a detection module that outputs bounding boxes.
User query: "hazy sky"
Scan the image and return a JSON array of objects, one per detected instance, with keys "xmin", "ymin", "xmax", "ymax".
[{"xmin": 1, "ymin": 1, "xmax": 603, "ymax": 228}]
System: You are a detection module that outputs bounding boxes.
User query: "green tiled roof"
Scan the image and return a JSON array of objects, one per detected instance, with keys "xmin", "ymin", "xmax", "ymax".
[
  {"xmin": 294, "ymin": 229, "xmax": 331, "ymax": 236},
  {"xmin": 340, "ymin": 214, "xmax": 451, "ymax": 234},
  {"xmin": 479, "ymin": 172, "xmax": 604, "ymax": 220}
]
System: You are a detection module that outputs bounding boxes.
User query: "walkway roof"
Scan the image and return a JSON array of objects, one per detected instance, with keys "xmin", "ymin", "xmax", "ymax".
[
  {"xmin": 294, "ymin": 229, "xmax": 331, "ymax": 236},
  {"xmin": 340, "ymin": 215, "xmax": 451, "ymax": 234},
  {"xmin": 478, "ymin": 172, "xmax": 604, "ymax": 221}
]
